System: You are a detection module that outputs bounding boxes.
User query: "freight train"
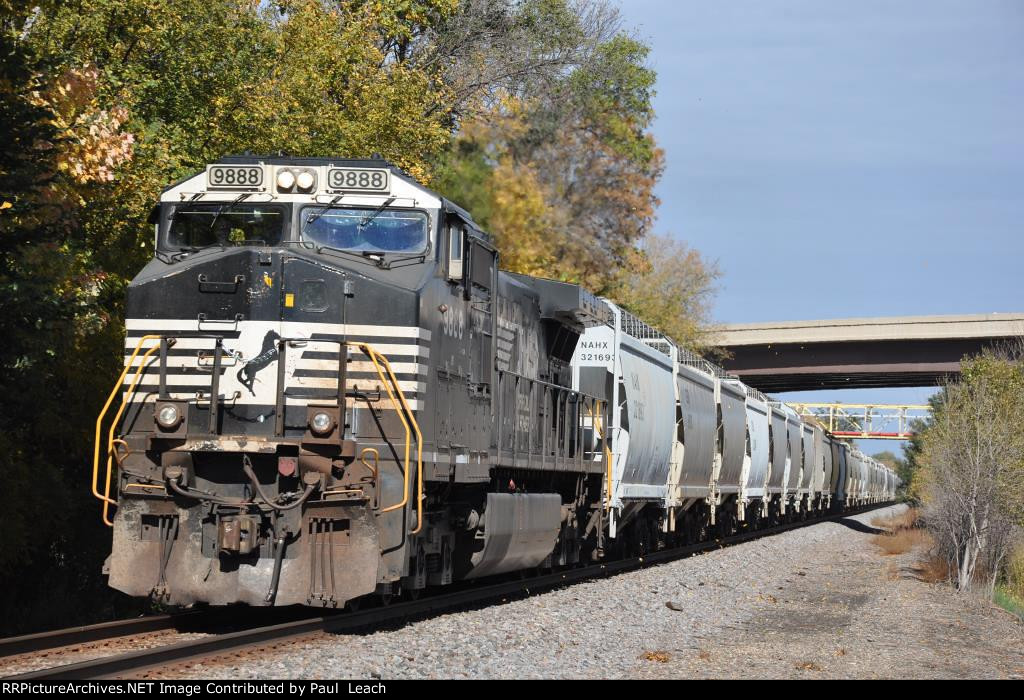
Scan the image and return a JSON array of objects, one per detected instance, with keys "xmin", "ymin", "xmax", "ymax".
[{"xmin": 96, "ymin": 156, "xmax": 900, "ymax": 608}]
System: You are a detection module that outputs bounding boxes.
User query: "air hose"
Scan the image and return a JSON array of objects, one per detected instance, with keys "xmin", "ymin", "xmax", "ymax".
[
  {"xmin": 242, "ymin": 454, "xmax": 317, "ymax": 511},
  {"xmin": 264, "ymin": 532, "xmax": 288, "ymax": 603}
]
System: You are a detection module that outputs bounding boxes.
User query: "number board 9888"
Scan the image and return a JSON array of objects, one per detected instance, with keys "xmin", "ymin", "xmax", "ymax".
[
  {"xmin": 327, "ymin": 168, "xmax": 389, "ymax": 193},
  {"xmin": 207, "ymin": 165, "xmax": 264, "ymax": 189}
]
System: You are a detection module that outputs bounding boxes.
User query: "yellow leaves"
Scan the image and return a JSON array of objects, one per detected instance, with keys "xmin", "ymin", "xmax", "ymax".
[
  {"xmin": 488, "ymin": 158, "xmax": 559, "ymax": 278},
  {"xmin": 30, "ymin": 65, "xmax": 135, "ymax": 185},
  {"xmin": 641, "ymin": 650, "xmax": 671, "ymax": 663},
  {"xmin": 608, "ymin": 233, "xmax": 720, "ymax": 351}
]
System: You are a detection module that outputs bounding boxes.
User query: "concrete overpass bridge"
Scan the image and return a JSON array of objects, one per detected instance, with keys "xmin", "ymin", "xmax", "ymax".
[{"xmin": 712, "ymin": 313, "xmax": 1024, "ymax": 393}]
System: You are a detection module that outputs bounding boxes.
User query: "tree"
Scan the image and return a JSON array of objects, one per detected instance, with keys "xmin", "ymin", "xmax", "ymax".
[
  {"xmin": 608, "ymin": 234, "xmax": 720, "ymax": 352},
  {"xmin": 916, "ymin": 349, "xmax": 1024, "ymax": 594},
  {"xmin": 434, "ymin": 2, "xmax": 665, "ymax": 295}
]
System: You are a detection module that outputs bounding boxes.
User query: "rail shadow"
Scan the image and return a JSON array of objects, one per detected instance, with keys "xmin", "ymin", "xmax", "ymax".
[{"xmin": 834, "ymin": 517, "xmax": 883, "ymax": 535}]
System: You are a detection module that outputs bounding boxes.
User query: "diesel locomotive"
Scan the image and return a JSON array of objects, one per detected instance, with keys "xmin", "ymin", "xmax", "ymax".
[{"xmin": 96, "ymin": 155, "xmax": 899, "ymax": 609}]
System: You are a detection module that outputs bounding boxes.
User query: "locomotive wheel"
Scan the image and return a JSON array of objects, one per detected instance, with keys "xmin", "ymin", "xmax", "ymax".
[{"xmin": 378, "ymin": 583, "xmax": 399, "ymax": 606}]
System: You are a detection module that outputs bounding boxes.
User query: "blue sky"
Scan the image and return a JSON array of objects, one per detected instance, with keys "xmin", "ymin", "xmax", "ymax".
[{"xmin": 615, "ymin": 0, "xmax": 1023, "ymax": 454}]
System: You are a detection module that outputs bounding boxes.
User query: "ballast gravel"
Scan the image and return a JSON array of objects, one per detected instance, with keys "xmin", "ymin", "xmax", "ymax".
[{"xmin": 165, "ymin": 505, "xmax": 1023, "ymax": 680}]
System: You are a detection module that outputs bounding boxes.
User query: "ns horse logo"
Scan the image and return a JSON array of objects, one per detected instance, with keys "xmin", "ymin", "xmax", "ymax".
[{"xmin": 237, "ymin": 330, "xmax": 281, "ymax": 395}]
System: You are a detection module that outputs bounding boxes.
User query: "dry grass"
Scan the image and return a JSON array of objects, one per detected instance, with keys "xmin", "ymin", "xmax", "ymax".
[
  {"xmin": 871, "ymin": 508, "xmax": 920, "ymax": 531},
  {"xmin": 907, "ymin": 554, "xmax": 953, "ymax": 584},
  {"xmin": 872, "ymin": 528, "xmax": 934, "ymax": 556},
  {"xmin": 871, "ymin": 507, "xmax": 933, "ymax": 556},
  {"xmin": 1003, "ymin": 546, "xmax": 1024, "ymax": 599},
  {"xmin": 642, "ymin": 650, "xmax": 670, "ymax": 663}
]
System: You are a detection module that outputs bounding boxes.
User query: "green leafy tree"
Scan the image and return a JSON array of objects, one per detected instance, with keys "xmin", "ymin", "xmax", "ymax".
[{"xmin": 0, "ymin": 0, "xmax": 486, "ymax": 633}]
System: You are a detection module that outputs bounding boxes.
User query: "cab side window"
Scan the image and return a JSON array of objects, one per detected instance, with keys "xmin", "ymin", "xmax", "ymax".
[{"xmin": 447, "ymin": 221, "xmax": 464, "ymax": 282}]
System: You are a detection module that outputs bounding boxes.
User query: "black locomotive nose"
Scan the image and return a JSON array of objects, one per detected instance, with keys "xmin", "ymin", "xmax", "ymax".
[{"xmin": 128, "ymin": 247, "xmax": 288, "ymax": 329}]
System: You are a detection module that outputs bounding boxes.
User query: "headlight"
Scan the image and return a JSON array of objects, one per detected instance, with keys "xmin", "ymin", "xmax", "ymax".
[
  {"xmin": 276, "ymin": 169, "xmax": 296, "ymax": 191},
  {"xmin": 157, "ymin": 404, "xmax": 180, "ymax": 429},
  {"xmin": 296, "ymin": 170, "xmax": 315, "ymax": 191},
  {"xmin": 309, "ymin": 411, "xmax": 333, "ymax": 435}
]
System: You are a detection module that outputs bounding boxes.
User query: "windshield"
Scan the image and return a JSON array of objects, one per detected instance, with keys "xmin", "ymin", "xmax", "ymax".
[
  {"xmin": 301, "ymin": 207, "xmax": 429, "ymax": 254},
  {"xmin": 166, "ymin": 203, "xmax": 286, "ymax": 248}
]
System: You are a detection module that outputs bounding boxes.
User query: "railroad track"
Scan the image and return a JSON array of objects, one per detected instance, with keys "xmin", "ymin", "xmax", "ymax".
[
  {"xmin": 0, "ymin": 606, "xmax": 332, "ymax": 678},
  {"xmin": 0, "ymin": 613, "xmax": 194, "ymax": 658},
  {"xmin": 1, "ymin": 503, "xmax": 894, "ymax": 681}
]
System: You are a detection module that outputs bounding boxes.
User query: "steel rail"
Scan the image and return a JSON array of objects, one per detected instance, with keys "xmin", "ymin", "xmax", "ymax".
[
  {"xmin": 0, "ymin": 613, "xmax": 193, "ymax": 659},
  {"xmin": 4, "ymin": 502, "xmax": 895, "ymax": 681}
]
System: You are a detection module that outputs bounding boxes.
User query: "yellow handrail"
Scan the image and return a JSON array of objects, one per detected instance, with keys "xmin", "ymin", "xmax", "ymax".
[
  {"xmin": 380, "ymin": 350, "xmax": 424, "ymax": 535},
  {"xmin": 93, "ymin": 334, "xmax": 161, "ymax": 526},
  {"xmin": 348, "ymin": 342, "xmax": 423, "ymax": 535},
  {"xmin": 359, "ymin": 447, "xmax": 380, "ymax": 508},
  {"xmin": 94, "ymin": 335, "xmax": 424, "ymax": 534},
  {"xmin": 359, "ymin": 447, "xmax": 379, "ymax": 479},
  {"xmin": 125, "ymin": 483, "xmax": 167, "ymax": 492},
  {"xmin": 586, "ymin": 400, "xmax": 614, "ymax": 511}
]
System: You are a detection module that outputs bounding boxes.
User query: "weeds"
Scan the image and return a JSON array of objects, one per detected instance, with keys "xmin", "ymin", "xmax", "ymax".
[
  {"xmin": 993, "ymin": 587, "xmax": 1024, "ymax": 620},
  {"xmin": 870, "ymin": 508, "xmax": 933, "ymax": 555},
  {"xmin": 872, "ymin": 528, "xmax": 933, "ymax": 556},
  {"xmin": 871, "ymin": 508, "xmax": 919, "ymax": 531}
]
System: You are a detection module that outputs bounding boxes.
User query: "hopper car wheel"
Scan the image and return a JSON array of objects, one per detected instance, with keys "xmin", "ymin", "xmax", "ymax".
[{"xmin": 637, "ymin": 523, "xmax": 652, "ymax": 557}]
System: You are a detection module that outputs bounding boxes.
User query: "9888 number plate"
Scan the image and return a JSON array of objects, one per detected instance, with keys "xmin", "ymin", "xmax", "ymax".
[
  {"xmin": 207, "ymin": 165, "xmax": 264, "ymax": 189},
  {"xmin": 327, "ymin": 167, "xmax": 390, "ymax": 193}
]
